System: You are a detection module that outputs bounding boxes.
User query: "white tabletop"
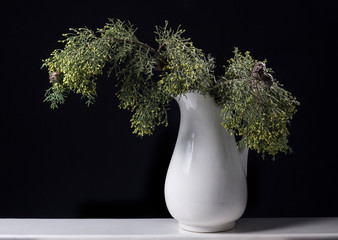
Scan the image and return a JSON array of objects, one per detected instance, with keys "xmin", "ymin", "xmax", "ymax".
[{"xmin": 0, "ymin": 218, "xmax": 337, "ymax": 239}]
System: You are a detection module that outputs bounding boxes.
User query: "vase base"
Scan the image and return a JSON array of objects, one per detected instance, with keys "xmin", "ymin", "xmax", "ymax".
[{"xmin": 179, "ymin": 222, "xmax": 235, "ymax": 233}]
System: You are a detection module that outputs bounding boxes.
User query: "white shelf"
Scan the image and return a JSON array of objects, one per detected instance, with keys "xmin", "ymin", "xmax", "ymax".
[{"xmin": 0, "ymin": 218, "xmax": 338, "ymax": 239}]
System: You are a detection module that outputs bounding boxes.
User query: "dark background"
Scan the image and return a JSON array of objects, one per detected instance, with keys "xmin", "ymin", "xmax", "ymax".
[{"xmin": 1, "ymin": 0, "xmax": 337, "ymax": 218}]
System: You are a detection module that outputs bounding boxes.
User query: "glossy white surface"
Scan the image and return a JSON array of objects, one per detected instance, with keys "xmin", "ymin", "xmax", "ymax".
[
  {"xmin": 165, "ymin": 93, "xmax": 249, "ymax": 232},
  {"xmin": 1, "ymin": 218, "xmax": 338, "ymax": 239}
]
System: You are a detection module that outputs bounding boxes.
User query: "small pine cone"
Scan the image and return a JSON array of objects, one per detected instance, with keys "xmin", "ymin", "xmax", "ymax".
[
  {"xmin": 251, "ymin": 62, "xmax": 274, "ymax": 87},
  {"xmin": 251, "ymin": 62, "xmax": 266, "ymax": 80},
  {"xmin": 49, "ymin": 72, "xmax": 63, "ymax": 83},
  {"xmin": 262, "ymin": 73, "xmax": 274, "ymax": 87}
]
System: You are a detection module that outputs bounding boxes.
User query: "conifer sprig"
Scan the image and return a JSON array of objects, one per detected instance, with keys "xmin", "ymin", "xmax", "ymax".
[
  {"xmin": 217, "ymin": 48, "xmax": 299, "ymax": 157},
  {"xmin": 42, "ymin": 19, "xmax": 299, "ymax": 158}
]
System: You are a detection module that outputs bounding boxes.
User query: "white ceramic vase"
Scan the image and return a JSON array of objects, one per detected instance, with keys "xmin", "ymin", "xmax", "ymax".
[{"xmin": 164, "ymin": 92, "xmax": 249, "ymax": 233}]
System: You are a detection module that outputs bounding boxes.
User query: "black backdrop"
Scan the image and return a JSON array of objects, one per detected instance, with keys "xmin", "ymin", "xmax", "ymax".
[{"xmin": 1, "ymin": 0, "xmax": 337, "ymax": 218}]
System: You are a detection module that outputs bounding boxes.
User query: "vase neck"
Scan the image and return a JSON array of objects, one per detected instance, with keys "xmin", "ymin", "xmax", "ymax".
[
  {"xmin": 174, "ymin": 92, "xmax": 249, "ymax": 177},
  {"xmin": 174, "ymin": 92, "xmax": 220, "ymax": 119}
]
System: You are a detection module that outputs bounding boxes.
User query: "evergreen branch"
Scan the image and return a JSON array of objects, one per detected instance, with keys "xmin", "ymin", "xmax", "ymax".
[
  {"xmin": 106, "ymin": 36, "xmax": 167, "ymax": 71},
  {"xmin": 41, "ymin": 20, "xmax": 299, "ymax": 158},
  {"xmin": 109, "ymin": 36, "xmax": 160, "ymax": 58}
]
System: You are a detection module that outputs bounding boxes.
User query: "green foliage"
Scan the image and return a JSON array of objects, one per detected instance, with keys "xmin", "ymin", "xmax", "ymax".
[
  {"xmin": 217, "ymin": 48, "xmax": 299, "ymax": 157},
  {"xmin": 42, "ymin": 19, "xmax": 299, "ymax": 158},
  {"xmin": 155, "ymin": 22, "xmax": 216, "ymax": 97},
  {"xmin": 42, "ymin": 19, "xmax": 216, "ymax": 137},
  {"xmin": 43, "ymin": 84, "xmax": 68, "ymax": 109}
]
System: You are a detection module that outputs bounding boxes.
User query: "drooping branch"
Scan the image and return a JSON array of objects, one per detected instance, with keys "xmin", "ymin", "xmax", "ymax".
[
  {"xmin": 42, "ymin": 21, "xmax": 299, "ymax": 157},
  {"xmin": 109, "ymin": 37, "xmax": 158, "ymax": 56},
  {"xmin": 108, "ymin": 36, "xmax": 167, "ymax": 69}
]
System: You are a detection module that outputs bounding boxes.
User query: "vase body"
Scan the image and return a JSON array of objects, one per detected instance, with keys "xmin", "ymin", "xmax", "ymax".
[{"xmin": 164, "ymin": 92, "xmax": 249, "ymax": 233}]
